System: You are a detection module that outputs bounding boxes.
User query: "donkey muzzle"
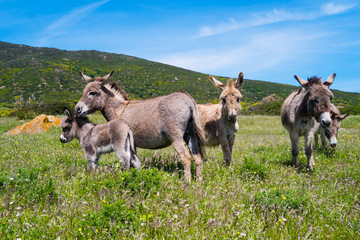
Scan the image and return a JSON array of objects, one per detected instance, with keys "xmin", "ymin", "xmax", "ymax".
[
  {"xmin": 75, "ymin": 102, "xmax": 88, "ymax": 117},
  {"xmin": 320, "ymin": 112, "xmax": 332, "ymax": 128},
  {"xmin": 60, "ymin": 135, "xmax": 68, "ymax": 143},
  {"xmin": 227, "ymin": 114, "xmax": 237, "ymax": 123},
  {"xmin": 329, "ymin": 137, "xmax": 337, "ymax": 148}
]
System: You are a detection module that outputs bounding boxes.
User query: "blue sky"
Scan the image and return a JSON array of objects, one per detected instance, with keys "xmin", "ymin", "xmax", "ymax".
[{"xmin": 1, "ymin": 0, "xmax": 359, "ymax": 92}]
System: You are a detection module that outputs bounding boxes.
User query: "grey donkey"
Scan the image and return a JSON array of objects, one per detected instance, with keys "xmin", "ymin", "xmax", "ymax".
[{"xmin": 60, "ymin": 108, "xmax": 141, "ymax": 170}]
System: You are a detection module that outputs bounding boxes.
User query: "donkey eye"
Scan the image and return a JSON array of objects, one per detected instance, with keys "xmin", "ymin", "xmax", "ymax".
[
  {"xmin": 236, "ymin": 98, "xmax": 240, "ymax": 103},
  {"xmin": 312, "ymin": 99, "xmax": 318, "ymax": 105},
  {"xmin": 89, "ymin": 91, "xmax": 97, "ymax": 96},
  {"xmin": 63, "ymin": 127, "xmax": 70, "ymax": 131}
]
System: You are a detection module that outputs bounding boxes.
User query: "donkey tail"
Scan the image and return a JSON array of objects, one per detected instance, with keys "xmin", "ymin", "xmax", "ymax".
[
  {"xmin": 127, "ymin": 132, "xmax": 141, "ymax": 169},
  {"xmin": 187, "ymin": 99, "xmax": 205, "ymax": 157}
]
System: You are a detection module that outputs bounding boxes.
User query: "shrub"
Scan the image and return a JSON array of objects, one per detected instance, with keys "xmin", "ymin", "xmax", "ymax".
[
  {"xmin": 104, "ymin": 168, "xmax": 162, "ymax": 197},
  {"xmin": 235, "ymin": 157, "xmax": 269, "ymax": 180},
  {"xmin": 255, "ymin": 187, "xmax": 309, "ymax": 210}
]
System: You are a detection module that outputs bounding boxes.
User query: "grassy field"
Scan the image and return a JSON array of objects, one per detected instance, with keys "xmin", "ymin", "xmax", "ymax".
[{"xmin": 0, "ymin": 114, "xmax": 359, "ymax": 239}]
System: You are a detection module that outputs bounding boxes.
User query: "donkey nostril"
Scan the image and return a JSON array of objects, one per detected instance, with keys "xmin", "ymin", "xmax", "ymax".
[{"xmin": 76, "ymin": 106, "xmax": 81, "ymax": 114}]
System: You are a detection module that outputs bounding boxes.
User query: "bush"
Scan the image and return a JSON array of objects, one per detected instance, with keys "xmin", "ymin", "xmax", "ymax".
[
  {"xmin": 255, "ymin": 187, "xmax": 309, "ymax": 210},
  {"xmin": 104, "ymin": 168, "xmax": 163, "ymax": 197}
]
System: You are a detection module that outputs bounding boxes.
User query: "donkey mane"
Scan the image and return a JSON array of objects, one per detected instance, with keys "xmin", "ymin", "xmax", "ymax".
[
  {"xmin": 307, "ymin": 76, "xmax": 322, "ymax": 84},
  {"xmin": 107, "ymin": 82, "xmax": 129, "ymax": 101}
]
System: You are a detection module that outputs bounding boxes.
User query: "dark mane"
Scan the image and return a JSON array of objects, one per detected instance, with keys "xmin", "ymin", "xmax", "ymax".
[
  {"xmin": 110, "ymin": 82, "xmax": 129, "ymax": 100},
  {"xmin": 307, "ymin": 76, "xmax": 322, "ymax": 84}
]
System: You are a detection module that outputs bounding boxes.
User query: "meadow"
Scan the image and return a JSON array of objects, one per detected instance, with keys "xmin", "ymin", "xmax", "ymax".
[{"xmin": 0, "ymin": 114, "xmax": 359, "ymax": 239}]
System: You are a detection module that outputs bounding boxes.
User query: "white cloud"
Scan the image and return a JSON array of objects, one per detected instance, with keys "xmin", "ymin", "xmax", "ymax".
[
  {"xmin": 193, "ymin": 3, "xmax": 357, "ymax": 39},
  {"xmin": 157, "ymin": 30, "xmax": 326, "ymax": 77},
  {"xmin": 321, "ymin": 3, "xmax": 357, "ymax": 15},
  {"xmin": 194, "ymin": 18, "xmax": 240, "ymax": 38},
  {"xmin": 39, "ymin": 0, "xmax": 110, "ymax": 45}
]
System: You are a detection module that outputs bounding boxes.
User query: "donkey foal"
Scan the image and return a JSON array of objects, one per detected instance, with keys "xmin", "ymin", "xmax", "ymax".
[
  {"xmin": 197, "ymin": 72, "xmax": 244, "ymax": 166},
  {"xmin": 314, "ymin": 104, "xmax": 349, "ymax": 148},
  {"xmin": 60, "ymin": 108, "xmax": 141, "ymax": 170}
]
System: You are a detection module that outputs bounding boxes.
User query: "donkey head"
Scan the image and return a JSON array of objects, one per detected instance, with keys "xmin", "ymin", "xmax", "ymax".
[
  {"xmin": 294, "ymin": 73, "xmax": 335, "ymax": 128},
  {"xmin": 325, "ymin": 110, "xmax": 349, "ymax": 147},
  {"xmin": 75, "ymin": 71, "xmax": 115, "ymax": 117},
  {"xmin": 60, "ymin": 108, "xmax": 76, "ymax": 143},
  {"xmin": 210, "ymin": 72, "xmax": 244, "ymax": 123}
]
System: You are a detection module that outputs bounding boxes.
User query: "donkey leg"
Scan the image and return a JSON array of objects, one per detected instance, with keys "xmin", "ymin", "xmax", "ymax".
[
  {"xmin": 86, "ymin": 154, "xmax": 99, "ymax": 171},
  {"xmin": 187, "ymin": 136, "xmax": 203, "ymax": 182},
  {"xmin": 320, "ymin": 132, "xmax": 328, "ymax": 149},
  {"xmin": 114, "ymin": 149, "xmax": 130, "ymax": 170},
  {"xmin": 305, "ymin": 132, "xmax": 315, "ymax": 170},
  {"xmin": 290, "ymin": 131, "xmax": 299, "ymax": 167},
  {"xmin": 220, "ymin": 137, "xmax": 232, "ymax": 166},
  {"xmin": 172, "ymin": 140, "xmax": 192, "ymax": 183},
  {"xmin": 130, "ymin": 152, "xmax": 142, "ymax": 169},
  {"xmin": 314, "ymin": 133, "xmax": 319, "ymax": 149}
]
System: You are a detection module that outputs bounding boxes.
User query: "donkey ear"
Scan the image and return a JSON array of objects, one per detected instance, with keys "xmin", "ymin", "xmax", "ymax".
[
  {"xmin": 79, "ymin": 72, "xmax": 93, "ymax": 82},
  {"xmin": 235, "ymin": 72, "xmax": 244, "ymax": 89},
  {"xmin": 102, "ymin": 71, "xmax": 115, "ymax": 81},
  {"xmin": 64, "ymin": 108, "xmax": 73, "ymax": 119},
  {"xmin": 209, "ymin": 76, "xmax": 226, "ymax": 90},
  {"xmin": 323, "ymin": 73, "xmax": 336, "ymax": 88},
  {"xmin": 294, "ymin": 75, "xmax": 308, "ymax": 88},
  {"xmin": 337, "ymin": 112, "xmax": 349, "ymax": 121}
]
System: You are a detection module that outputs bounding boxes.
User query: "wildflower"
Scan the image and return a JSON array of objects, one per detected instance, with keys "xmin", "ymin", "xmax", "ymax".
[
  {"xmin": 281, "ymin": 195, "xmax": 286, "ymax": 200},
  {"xmin": 278, "ymin": 218, "xmax": 283, "ymax": 223},
  {"xmin": 271, "ymin": 209, "xmax": 275, "ymax": 213},
  {"xmin": 121, "ymin": 178, "xmax": 125, "ymax": 181},
  {"xmin": 103, "ymin": 200, "xmax": 106, "ymax": 203},
  {"xmin": 283, "ymin": 187, "xmax": 286, "ymax": 189},
  {"xmin": 78, "ymin": 228, "xmax": 82, "ymax": 232}
]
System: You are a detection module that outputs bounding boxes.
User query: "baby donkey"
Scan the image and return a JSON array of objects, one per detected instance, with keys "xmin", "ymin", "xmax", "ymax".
[{"xmin": 60, "ymin": 108, "xmax": 141, "ymax": 170}]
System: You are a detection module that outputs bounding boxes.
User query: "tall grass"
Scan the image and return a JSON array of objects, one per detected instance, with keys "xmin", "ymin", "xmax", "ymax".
[{"xmin": 0, "ymin": 114, "xmax": 359, "ymax": 239}]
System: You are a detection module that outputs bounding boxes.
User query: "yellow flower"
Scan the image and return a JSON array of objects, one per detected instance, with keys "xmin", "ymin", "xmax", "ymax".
[
  {"xmin": 283, "ymin": 187, "xmax": 286, "ymax": 189},
  {"xmin": 78, "ymin": 228, "xmax": 82, "ymax": 232},
  {"xmin": 278, "ymin": 218, "xmax": 283, "ymax": 223},
  {"xmin": 103, "ymin": 200, "xmax": 106, "ymax": 203},
  {"xmin": 121, "ymin": 178, "xmax": 125, "ymax": 181},
  {"xmin": 281, "ymin": 195, "xmax": 286, "ymax": 200},
  {"xmin": 271, "ymin": 209, "xmax": 275, "ymax": 213}
]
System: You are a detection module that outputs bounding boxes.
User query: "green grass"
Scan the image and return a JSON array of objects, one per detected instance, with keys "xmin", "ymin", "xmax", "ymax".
[{"xmin": 0, "ymin": 114, "xmax": 359, "ymax": 239}]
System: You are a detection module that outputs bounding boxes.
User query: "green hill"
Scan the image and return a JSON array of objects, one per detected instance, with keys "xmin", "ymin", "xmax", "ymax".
[{"xmin": 1, "ymin": 41, "xmax": 359, "ymax": 112}]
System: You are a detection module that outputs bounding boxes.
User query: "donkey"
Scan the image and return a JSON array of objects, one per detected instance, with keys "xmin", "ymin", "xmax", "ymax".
[
  {"xmin": 314, "ymin": 104, "xmax": 349, "ymax": 148},
  {"xmin": 60, "ymin": 108, "xmax": 141, "ymax": 170},
  {"xmin": 74, "ymin": 71, "xmax": 204, "ymax": 183},
  {"xmin": 281, "ymin": 73, "xmax": 336, "ymax": 169},
  {"xmin": 197, "ymin": 72, "xmax": 244, "ymax": 166}
]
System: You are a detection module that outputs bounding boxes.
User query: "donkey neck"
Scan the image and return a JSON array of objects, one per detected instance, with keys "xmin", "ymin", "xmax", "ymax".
[
  {"xmin": 101, "ymin": 96, "xmax": 128, "ymax": 121},
  {"xmin": 75, "ymin": 119, "xmax": 95, "ymax": 143}
]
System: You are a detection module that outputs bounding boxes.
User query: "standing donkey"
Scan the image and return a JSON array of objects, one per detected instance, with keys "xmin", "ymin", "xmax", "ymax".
[
  {"xmin": 281, "ymin": 73, "xmax": 336, "ymax": 169},
  {"xmin": 314, "ymin": 104, "xmax": 349, "ymax": 148},
  {"xmin": 74, "ymin": 71, "xmax": 204, "ymax": 183},
  {"xmin": 197, "ymin": 72, "xmax": 244, "ymax": 166},
  {"xmin": 60, "ymin": 108, "xmax": 141, "ymax": 170}
]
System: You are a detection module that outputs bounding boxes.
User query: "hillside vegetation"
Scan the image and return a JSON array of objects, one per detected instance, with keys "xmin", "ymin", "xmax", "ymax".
[{"xmin": 1, "ymin": 41, "xmax": 359, "ymax": 114}]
